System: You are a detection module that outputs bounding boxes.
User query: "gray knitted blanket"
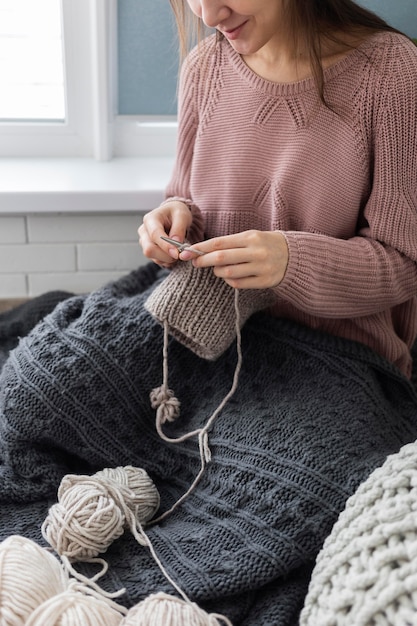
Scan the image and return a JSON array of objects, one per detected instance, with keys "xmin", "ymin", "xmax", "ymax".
[{"xmin": 1, "ymin": 263, "xmax": 417, "ymax": 625}]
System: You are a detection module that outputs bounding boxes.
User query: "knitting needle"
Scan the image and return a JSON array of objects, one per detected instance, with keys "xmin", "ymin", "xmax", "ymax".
[{"xmin": 160, "ymin": 236, "xmax": 205, "ymax": 256}]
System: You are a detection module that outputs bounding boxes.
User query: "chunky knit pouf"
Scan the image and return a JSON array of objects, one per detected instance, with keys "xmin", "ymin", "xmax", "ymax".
[{"xmin": 300, "ymin": 440, "xmax": 417, "ymax": 626}]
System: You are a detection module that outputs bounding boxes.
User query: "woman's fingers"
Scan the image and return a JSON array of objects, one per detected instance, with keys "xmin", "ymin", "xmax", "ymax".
[
  {"xmin": 189, "ymin": 230, "xmax": 289, "ymax": 289},
  {"xmin": 139, "ymin": 224, "xmax": 290, "ymax": 289},
  {"xmin": 138, "ymin": 200, "xmax": 193, "ymax": 266},
  {"xmin": 138, "ymin": 222, "xmax": 176, "ymax": 265}
]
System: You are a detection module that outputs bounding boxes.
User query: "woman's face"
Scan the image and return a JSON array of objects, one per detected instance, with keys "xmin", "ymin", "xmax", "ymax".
[{"xmin": 186, "ymin": 0, "xmax": 286, "ymax": 56}]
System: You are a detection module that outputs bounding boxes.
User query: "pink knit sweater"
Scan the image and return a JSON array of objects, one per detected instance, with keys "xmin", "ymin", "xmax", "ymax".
[{"xmin": 165, "ymin": 32, "xmax": 417, "ymax": 377}]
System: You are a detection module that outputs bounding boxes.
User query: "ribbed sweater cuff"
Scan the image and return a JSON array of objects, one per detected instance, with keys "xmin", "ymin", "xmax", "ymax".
[
  {"xmin": 277, "ymin": 232, "xmax": 375, "ymax": 318},
  {"xmin": 144, "ymin": 262, "xmax": 275, "ymax": 360}
]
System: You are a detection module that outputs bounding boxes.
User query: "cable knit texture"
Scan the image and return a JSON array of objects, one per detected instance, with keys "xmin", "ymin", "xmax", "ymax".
[
  {"xmin": 0, "ymin": 264, "xmax": 417, "ymax": 624},
  {"xmin": 0, "ymin": 291, "xmax": 72, "ymax": 371},
  {"xmin": 300, "ymin": 441, "xmax": 417, "ymax": 625},
  {"xmin": 166, "ymin": 32, "xmax": 417, "ymax": 376},
  {"xmin": 144, "ymin": 262, "xmax": 275, "ymax": 360}
]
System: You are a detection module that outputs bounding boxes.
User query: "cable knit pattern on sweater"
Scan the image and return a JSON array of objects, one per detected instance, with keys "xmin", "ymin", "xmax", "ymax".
[{"xmin": 166, "ymin": 32, "xmax": 417, "ymax": 376}]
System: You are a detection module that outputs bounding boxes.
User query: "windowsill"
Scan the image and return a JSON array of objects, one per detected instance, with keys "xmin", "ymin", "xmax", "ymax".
[{"xmin": 0, "ymin": 157, "xmax": 174, "ymax": 213}]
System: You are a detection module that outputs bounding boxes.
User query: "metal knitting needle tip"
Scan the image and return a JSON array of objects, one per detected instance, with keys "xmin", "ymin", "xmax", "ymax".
[{"xmin": 160, "ymin": 236, "xmax": 205, "ymax": 256}]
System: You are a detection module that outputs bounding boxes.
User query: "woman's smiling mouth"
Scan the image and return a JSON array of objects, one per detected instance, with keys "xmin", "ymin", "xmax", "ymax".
[{"xmin": 221, "ymin": 20, "xmax": 249, "ymax": 40}]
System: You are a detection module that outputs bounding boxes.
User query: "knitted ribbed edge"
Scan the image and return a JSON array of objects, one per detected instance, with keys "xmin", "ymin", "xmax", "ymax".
[
  {"xmin": 300, "ymin": 440, "xmax": 417, "ymax": 626},
  {"xmin": 144, "ymin": 262, "xmax": 276, "ymax": 360}
]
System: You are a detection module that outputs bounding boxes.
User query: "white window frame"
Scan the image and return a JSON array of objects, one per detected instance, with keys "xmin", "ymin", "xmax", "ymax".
[{"xmin": 0, "ymin": 0, "xmax": 177, "ymax": 161}]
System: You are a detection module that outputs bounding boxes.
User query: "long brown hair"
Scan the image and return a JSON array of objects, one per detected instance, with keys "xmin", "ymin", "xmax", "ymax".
[{"xmin": 169, "ymin": 0, "xmax": 404, "ymax": 103}]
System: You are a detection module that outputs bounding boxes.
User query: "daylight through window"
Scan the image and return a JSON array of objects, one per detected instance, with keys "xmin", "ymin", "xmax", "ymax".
[{"xmin": 0, "ymin": 0, "xmax": 65, "ymax": 121}]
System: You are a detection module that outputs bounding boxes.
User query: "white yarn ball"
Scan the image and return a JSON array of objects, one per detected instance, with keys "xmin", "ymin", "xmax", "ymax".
[
  {"xmin": 25, "ymin": 589, "xmax": 123, "ymax": 626},
  {"xmin": 42, "ymin": 466, "xmax": 160, "ymax": 560},
  {"xmin": 120, "ymin": 592, "xmax": 233, "ymax": 626},
  {"xmin": 0, "ymin": 535, "xmax": 68, "ymax": 626}
]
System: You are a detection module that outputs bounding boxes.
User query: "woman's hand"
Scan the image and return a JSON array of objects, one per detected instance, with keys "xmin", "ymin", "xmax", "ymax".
[
  {"xmin": 138, "ymin": 201, "xmax": 192, "ymax": 268},
  {"xmin": 181, "ymin": 230, "xmax": 289, "ymax": 289}
]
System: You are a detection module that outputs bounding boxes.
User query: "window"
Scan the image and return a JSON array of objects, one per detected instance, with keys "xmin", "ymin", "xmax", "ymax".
[
  {"xmin": 0, "ymin": 0, "xmax": 109, "ymax": 158},
  {"xmin": 2, "ymin": 0, "xmax": 412, "ymax": 161},
  {"xmin": 0, "ymin": 0, "xmax": 65, "ymax": 122},
  {"xmin": 0, "ymin": 0, "xmax": 177, "ymax": 160}
]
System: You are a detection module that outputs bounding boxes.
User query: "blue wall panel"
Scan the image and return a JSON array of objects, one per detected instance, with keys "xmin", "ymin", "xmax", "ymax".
[
  {"xmin": 117, "ymin": 0, "xmax": 416, "ymax": 116},
  {"xmin": 357, "ymin": 0, "xmax": 416, "ymax": 37},
  {"xmin": 118, "ymin": 0, "xmax": 178, "ymax": 115}
]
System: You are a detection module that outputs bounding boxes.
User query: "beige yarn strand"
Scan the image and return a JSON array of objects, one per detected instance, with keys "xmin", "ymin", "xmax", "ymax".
[
  {"xmin": 150, "ymin": 289, "xmax": 243, "ymax": 525},
  {"xmin": 58, "ymin": 555, "xmax": 128, "ymax": 604},
  {"xmin": 113, "ymin": 495, "xmax": 234, "ymax": 625},
  {"xmin": 131, "ymin": 520, "xmax": 192, "ymax": 604}
]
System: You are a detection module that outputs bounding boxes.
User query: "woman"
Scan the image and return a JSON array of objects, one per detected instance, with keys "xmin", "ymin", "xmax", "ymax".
[
  {"xmin": 140, "ymin": 0, "xmax": 417, "ymax": 379},
  {"xmin": 0, "ymin": 1, "xmax": 416, "ymax": 624}
]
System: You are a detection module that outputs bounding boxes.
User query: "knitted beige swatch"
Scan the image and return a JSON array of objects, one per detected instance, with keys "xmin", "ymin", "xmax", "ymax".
[{"xmin": 144, "ymin": 262, "xmax": 275, "ymax": 360}]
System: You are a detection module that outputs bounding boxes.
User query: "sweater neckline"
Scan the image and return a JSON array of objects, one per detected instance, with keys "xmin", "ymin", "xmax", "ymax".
[{"xmin": 223, "ymin": 31, "xmax": 387, "ymax": 97}]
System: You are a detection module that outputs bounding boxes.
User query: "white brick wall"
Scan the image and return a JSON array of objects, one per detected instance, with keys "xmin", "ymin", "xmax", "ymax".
[{"xmin": 0, "ymin": 213, "xmax": 148, "ymax": 298}]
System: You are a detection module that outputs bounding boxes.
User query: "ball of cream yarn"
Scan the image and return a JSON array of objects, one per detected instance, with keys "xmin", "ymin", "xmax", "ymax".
[
  {"xmin": 0, "ymin": 535, "xmax": 68, "ymax": 626},
  {"xmin": 25, "ymin": 588, "xmax": 123, "ymax": 626},
  {"xmin": 120, "ymin": 592, "xmax": 233, "ymax": 626},
  {"xmin": 42, "ymin": 466, "xmax": 160, "ymax": 561}
]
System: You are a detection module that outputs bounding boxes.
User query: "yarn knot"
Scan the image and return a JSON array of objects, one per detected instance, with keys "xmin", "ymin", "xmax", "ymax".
[{"xmin": 150, "ymin": 385, "xmax": 181, "ymax": 424}]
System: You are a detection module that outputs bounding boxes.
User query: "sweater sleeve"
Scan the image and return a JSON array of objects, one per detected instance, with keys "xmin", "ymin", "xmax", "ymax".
[
  {"xmin": 276, "ymin": 40, "xmax": 417, "ymax": 319},
  {"xmin": 164, "ymin": 46, "xmax": 205, "ymax": 243}
]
